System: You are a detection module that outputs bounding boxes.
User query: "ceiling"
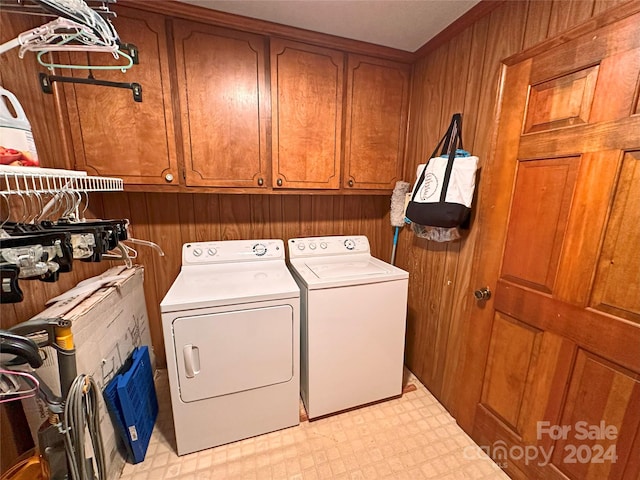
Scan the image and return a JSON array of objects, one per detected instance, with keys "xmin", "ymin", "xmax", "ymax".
[{"xmin": 176, "ymin": 0, "xmax": 481, "ymax": 52}]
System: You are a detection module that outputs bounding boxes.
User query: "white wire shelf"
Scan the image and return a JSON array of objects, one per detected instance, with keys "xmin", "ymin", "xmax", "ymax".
[{"xmin": 0, "ymin": 165, "xmax": 124, "ymax": 195}]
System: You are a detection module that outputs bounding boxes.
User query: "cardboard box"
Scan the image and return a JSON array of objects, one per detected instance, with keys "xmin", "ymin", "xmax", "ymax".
[{"xmin": 22, "ymin": 265, "xmax": 153, "ymax": 480}]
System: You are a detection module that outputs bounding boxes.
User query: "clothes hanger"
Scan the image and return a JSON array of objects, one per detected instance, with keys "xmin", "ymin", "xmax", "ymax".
[
  {"xmin": 36, "ymin": 0, "xmax": 119, "ymax": 45},
  {"xmin": 103, "ymin": 242, "xmax": 133, "ymax": 268},
  {"xmin": 37, "ymin": 47, "xmax": 134, "ymax": 72},
  {"xmin": 0, "ymin": 369, "xmax": 39, "ymax": 404},
  {"xmin": 0, "ymin": 193, "xmax": 11, "ymax": 236},
  {"xmin": 123, "ymin": 237, "xmax": 165, "ymax": 257}
]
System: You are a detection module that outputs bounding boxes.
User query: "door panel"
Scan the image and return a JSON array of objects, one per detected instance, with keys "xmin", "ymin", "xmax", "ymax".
[
  {"xmin": 591, "ymin": 151, "xmax": 640, "ymax": 322},
  {"xmin": 481, "ymin": 313, "xmax": 541, "ymax": 430},
  {"xmin": 589, "ymin": 49, "xmax": 640, "ymax": 122},
  {"xmin": 551, "ymin": 350, "xmax": 640, "ymax": 480},
  {"xmin": 554, "ymin": 150, "xmax": 623, "ymax": 305},
  {"xmin": 461, "ymin": 6, "xmax": 640, "ymax": 479},
  {"xmin": 523, "ymin": 67, "xmax": 599, "ymax": 133},
  {"xmin": 501, "ymin": 157, "xmax": 580, "ymax": 292}
]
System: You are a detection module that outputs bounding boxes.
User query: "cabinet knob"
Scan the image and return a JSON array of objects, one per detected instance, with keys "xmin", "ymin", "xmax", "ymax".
[
  {"xmin": 257, "ymin": 177, "xmax": 264, "ymax": 186},
  {"xmin": 348, "ymin": 179, "xmax": 354, "ymax": 187},
  {"xmin": 165, "ymin": 173, "xmax": 174, "ymax": 183},
  {"xmin": 277, "ymin": 178, "xmax": 283, "ymax": 187}
]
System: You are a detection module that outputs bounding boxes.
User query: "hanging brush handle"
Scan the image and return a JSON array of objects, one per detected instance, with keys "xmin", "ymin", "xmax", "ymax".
[{"xmin": 391, "ymin": 226, "xmax": 400, "ymax": 265}]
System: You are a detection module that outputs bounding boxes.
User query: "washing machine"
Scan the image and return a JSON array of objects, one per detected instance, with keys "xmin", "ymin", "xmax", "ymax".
[
  {"xmin": 287, "ymin": 235, "xmax": 409, "ymax": 419},
  {"xmin": 160, "ymin": 239, "xmax": 300, "ymax": 455}
]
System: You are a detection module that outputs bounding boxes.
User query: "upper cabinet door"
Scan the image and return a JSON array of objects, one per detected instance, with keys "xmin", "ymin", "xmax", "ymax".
[
  {"xmin": 344, "ymin": 55, "xmax": 411, "ymax": 190},
  {"xmin": 63, "ymin": 7, "xmax": 179, "ymax": 185},
  {"xmin": 173, "ymin": 21, "xmax": 269, "ymax": 188},
  {"xmin": 271, "ymin": 39, "xmax": 343, "ymax": 190}
]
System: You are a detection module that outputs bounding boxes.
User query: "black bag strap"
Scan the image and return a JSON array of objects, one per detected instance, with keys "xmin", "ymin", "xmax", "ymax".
[
  {"xmin": 440, "ymin": 114, "xmax": 463, "ymax": 202},
  {"xmin": 410, "ymin": 113, "xmax": 464, "ymax": 202}
]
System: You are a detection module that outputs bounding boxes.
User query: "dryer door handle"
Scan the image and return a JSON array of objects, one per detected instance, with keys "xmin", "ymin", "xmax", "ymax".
[{"xmin": 183, "ymin": 344, "xmax": 200, "ymax": 378}]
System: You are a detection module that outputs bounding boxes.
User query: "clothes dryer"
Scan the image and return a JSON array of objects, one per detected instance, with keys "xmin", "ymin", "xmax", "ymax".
[{"xmin": 161, "ymin": 240, "xmax": 299, "ymax": 455}]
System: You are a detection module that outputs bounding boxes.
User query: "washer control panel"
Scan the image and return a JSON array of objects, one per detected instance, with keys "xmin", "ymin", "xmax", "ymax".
[
  {"xmin": 183, "ymin": 239, "xmax": 284, "ymax": 265},
  {"xmin": 288, "ymin": 235, "xmax": 370, "ymax": 258}
]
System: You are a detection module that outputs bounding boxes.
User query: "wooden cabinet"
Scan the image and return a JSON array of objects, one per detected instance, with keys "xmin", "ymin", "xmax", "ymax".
[
  {"xmin": 62, "ymin": 7, "xmax": 179, "ymax": 185},
  {"xmin": 173, "ymin": 21, "xmax": 269, "ymax": 188},
  {"xmin": 344, "ymin": 55, "xmax": 411, "ymax": 190},
  {"xmin": 57, "ymin": 6, "xmax": 410, "ymax": 193},
  {"xmin": 270, "ymin": 39, "xmax": 343, "ymax": 190}
]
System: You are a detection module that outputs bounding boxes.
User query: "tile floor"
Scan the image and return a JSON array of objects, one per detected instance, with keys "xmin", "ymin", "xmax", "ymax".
[{"xmin": 119, "ymin": 369, "xmax": 509, "ymax": 480}]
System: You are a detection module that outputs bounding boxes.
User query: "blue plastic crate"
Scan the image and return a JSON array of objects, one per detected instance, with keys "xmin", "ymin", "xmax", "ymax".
[
  {"xmin": 103, "ymin": 372, "xmax": 134, "ymax": 462},
  {"xmin": 103, "ymin": 346, "xmax": 158, "ymax": 464}
]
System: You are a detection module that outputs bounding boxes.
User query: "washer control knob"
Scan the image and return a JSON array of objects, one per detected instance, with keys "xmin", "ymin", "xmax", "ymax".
[
  {"xmin": 344, "ymin": 239, "xmax": 355, "ymax": 250},
  {"xmin": 207, "ymin": 248, "xmax": 217, "ymax": 257},
  {"xmin": 309, "ymin": 243, "xmax": 317, "ymax": 250},
  {"xmin": 193, "ymin": 247, "xmax": 203, "ymax": 257},
  {"xmin": 297, "ymin": 242, "xmax": 306, "ymax": 251},
  {"xmin": 253, "ymin": 243, "xmax": 267, "ymax": 256},
  {"xmin": 320, "ymin": 242, "xmax": 328, "ymax": 249}
]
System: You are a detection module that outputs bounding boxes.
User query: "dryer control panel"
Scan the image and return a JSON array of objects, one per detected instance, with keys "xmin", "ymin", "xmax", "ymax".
[
  {"xmin": 288, "ymin": 235, "xmax": 370, "ymax": 258},
  {"xmin": 182, "ymin": 239, "xmax": 284, "ymax": 265}
]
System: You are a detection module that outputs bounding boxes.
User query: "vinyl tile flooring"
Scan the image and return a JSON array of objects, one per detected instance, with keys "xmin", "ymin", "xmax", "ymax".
[{"xmin": 119, "ymin": 369, "xmax": 509, "ymax": 480}]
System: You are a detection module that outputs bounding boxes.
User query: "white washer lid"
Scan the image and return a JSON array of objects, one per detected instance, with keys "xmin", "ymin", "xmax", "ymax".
[
  {"xmin": 160, "ymin": 260, "xmax": 299, "ymax": 313},
  {"xmin": 306, "ymin": 259, "xmax": 388, "ymax": 279},
  {"xmin": 289, "ymin": 254, "xmax": 408, "ymax": 289}
]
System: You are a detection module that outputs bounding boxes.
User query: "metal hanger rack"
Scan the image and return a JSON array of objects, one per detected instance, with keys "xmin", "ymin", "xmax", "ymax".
[
  {"xmin": 0, "ymin": 165, "xmax": 123, "ymax": 195},
  {"xmin": 0, "ymin": 0, "xmax": 117, "ymax": 19}
]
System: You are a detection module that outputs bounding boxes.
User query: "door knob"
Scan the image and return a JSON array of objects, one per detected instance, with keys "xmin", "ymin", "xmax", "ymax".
[
  {"xmin": 474, "ymin": 287, "xmax": 491, "ymax": 301},
  {"xmin": 165, "ymin": 173, "xmax": 174, "ymax": 183},
  {"xmin": 277, "ymin": 178, "xmax": 283, "ymax": 187}
]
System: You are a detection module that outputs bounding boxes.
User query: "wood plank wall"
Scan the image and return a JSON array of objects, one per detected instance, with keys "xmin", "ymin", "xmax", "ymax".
[
  {"xmin": 90, "ymin": 192, "xmax": 394, "ymax": 368},
  {"xmin": 400, "ymin": 0, "xmax": 636, "ymax": 418},
  {"xmin": 0, "ymin": 192, "xmax": 393, "ymax": 368}
]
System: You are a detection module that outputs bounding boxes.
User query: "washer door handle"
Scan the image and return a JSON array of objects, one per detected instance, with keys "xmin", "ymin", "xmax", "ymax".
[{"xmin": 183, "ymin": 344, "xmax": 200, "ymax": 378}]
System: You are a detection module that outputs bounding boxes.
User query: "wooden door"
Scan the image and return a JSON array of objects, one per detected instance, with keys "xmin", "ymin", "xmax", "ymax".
[
  {"xmin": 271, "ymin": 39, "xmax": 343, "ymax": 189},
  {"xmin": 458, "ymin": 7, "xmax": 640, "ymax": 480},
  {"xmin": 173, "ymin": 20, "xmax": 269, "ymax": 188},
  {"xmin": 63, "ymin": 7, "xmax": 179, "ymax": 185},
  {"xmin": 344, "ymin": 55, "xmax": 410, "ymax": 190}
]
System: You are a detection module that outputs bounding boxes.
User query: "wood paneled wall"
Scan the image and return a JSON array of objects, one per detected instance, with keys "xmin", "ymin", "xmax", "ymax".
[
  {"xmin": 90, "ymin": 192, "xmax": 393, "ymax": 368},
  {"xmin": 400, "ymin": 0, "xmax": 636, "ymax": 418}
]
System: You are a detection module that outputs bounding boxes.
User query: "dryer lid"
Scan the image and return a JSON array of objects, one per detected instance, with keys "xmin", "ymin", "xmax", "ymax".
[{"xmin": 160, "ymin": 260, "xmax": 299, "ymax": 313}]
